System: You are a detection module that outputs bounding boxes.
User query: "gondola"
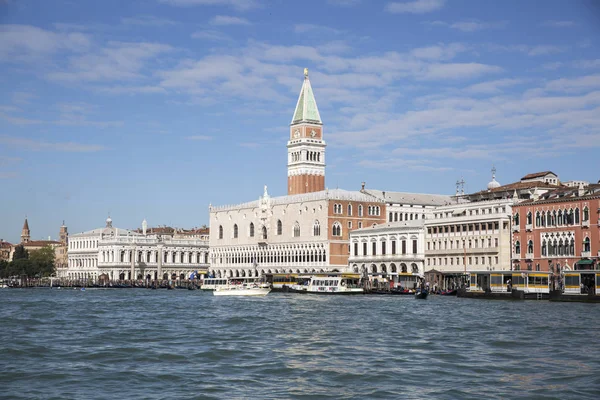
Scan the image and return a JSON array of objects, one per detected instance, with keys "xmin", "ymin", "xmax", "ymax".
[{"xmin": 414, "ymin": 289, "xmax": 428, "ymax": 299}]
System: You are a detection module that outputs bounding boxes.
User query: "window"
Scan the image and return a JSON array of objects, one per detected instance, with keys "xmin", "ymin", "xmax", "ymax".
[
  {"xmin": 392, "ymin": 240, "xmax": 396, "ymax": 255},
  {"xmin": 372, "ymin": 241, "xmax": 376, "ymax": 255},
  {"xmin": 219, "ymin": 225, "xmax": 223, "ymax": 239},
  {"xmin": 514, "ymin": 213, "xmax": 520, "ymax": 226},
  {"xmin": 348, "ymin": 221, "xmax": 352, "ymax": 229},
  {"xmin": 348, "ymin": 204, "xmax": 353, "ymax": 216},
  {"xmin": 381, "ymin": 241, "xmax": 386, "ymax": 255},
  {"xmin": 250, "ymin": 222, "xmax": 255, "ymax": 237},
  {"xmin": 313, "ymin": 220, "xmax": 321, "ymax": 236},
  {"xmin": 583, "ymin": 207, "xmax": 589, "ymax": 222},
  {"xmin": 526, "ymin": 212, "xmax": 532, "ymax": 225},
  {"xmin": 233, "ymin": 224, "xmax": 238, "ymax": 239},
  {"xmin": 412, "ymin": 240, "xmax": 417, "ymax": 254},
  {"xmin": 334, "ymin": 204, "xmax": 342, "ymax": 214},
  {"xmin": 354, "ymin": 242, "xmax": 358, "ymax": 256},
  {"xmin": 515, "ymin": 241, "xmax": 520, "ymax": 255},
  {"xmin": 575, "ymin": 208, "xmax": 580, "ymax": 224},
  {"xmin": 293, "ymin": 222, "xmax": 300, "ymax": 237},
  {"xmin": 402, "ymin": 240, "xmax": 406, "ymax": 254},
  {"xmin": 527, "ymin": 240, "xmax": 533, "ymax": 254},
  {"xmin": 358, "ymin": 222, "xmax": 362, "ymax": 229},
  {"xmin": 363, "ymin": 242, "xmax": 367, "ymax": 255},
  {"xmin": 536, "ymin": 211, "xmax": 541, "ymax": 227},
  {"xmin": 584, "ymin": 237, "xmax": 591, "ymax": 252},
  {"xmin": 262, "ymin": 226, "xmax": 267, "ymax": 240},
  {"xmin": 332, "ymin": 222, "xmax": 341, "ymax": 237},
  {"xmin": 277, "ymin": 220, "xmax": 282, "ymax": 235},
  {"xmin": 358, "ymin": 205, "xmax": 363, "ymax": 217}
]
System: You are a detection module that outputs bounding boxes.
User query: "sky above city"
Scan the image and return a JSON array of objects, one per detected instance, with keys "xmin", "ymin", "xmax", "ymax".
[{"xmin": 1, "ymin": 0, "xmax": 600, "ymax": 242}]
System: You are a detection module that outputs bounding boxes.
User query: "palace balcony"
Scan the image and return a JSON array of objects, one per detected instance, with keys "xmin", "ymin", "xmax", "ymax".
[
  {"xmin": 582, "ymin": 251, "xmax": 591, "ymax": 258},
  {"xmin": 512, "ymin": 225, "xmax": 520, "ymax": 233},
  {"xmin": 525, "ymin": 253, "xmax": 534, "ymax": 260},
  {"xmin": 525, "ymin": 223, "xmax": 533, "ymax": 231},
  {"xmin": 582, "ymin": 220, "xmax": 590, "ymax": 228},
  {"xmin": 512, "ymin": 252, "xmax": 520, "ymax": 259}
]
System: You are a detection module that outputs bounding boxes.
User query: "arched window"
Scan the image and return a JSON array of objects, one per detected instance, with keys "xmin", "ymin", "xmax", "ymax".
[
  {"xmin": 293, "ymin": 222, "xmax": 300, "ymax": 237},
  {"xmin": 557, "ymin": 210, "xmax": 563, "ymax": 225},
  {"xmin": 541, "ymin": 240, "xmax": 547, "ymax": 256},
  {"xmin": 249, "ymin": 222, "xmax": 254, "ymax": 237},
  {"xmin": 575, "ymin": 208, "xmax": 580, "ymax": 224},
  {"xmin": 527, "ymin": 240, "xmax": 533, "ymax": 254},
  {"xmin": 313, "ymin": 220, "xmax": 321, "ymax": 236},
  {"xmin": 348, "ymin": 204, "xmax": 353, "ymax": 216},
  {"xmin": 546, "ymin": 211, "xmax": 551, "ymax": 226},
  {"xmin": 277, "ymin": 220, "xmax": 282, "ymax": 235},
  {"xmin": 262, "ymin": 226, "xmax": 267, "ymax": 240},
  {"xmin": 334, "ymin": 222, "xmax": 342, "ymax": 236},
  {"xmin": 535, "ymin": 211, "xmax": 541, "ymax": 227},
  {"xmin": 514, "ymin": 213, "xmax": 520, "ymax": 226},
  {"xmin": 219, "ymin": 225, "xmax": 223, "ymax": 239},
  {"xmin": 526, "ymin": 212, "xmax": 532, "ymax": 225},
  {"xmin": 515, "ymin": 241, "xmax": 521, "ymax": 255},
  {"xmin": 584, "ymin": 237, "xmax": 591, "ymax": 252},
  {"xmin": 233, "ymin": 224, "xmax": 238, "ymax": 239},
  {"xmin": 358, "ymin": 205, "xmax": 363, "ymax": 217},
  {"xmin": 583, "ymin": 207, "xmax": 589, "ymax": 222},
  {"xmin": 570, "ymin": 238, "xmax": 575, "ymax": 255}
]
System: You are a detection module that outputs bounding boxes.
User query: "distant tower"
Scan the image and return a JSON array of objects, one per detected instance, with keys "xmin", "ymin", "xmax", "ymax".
[
  {"xmin": 142, "ymin": 219, "xmax": 148, "ymax": 236},
  {"xmin": 21, "ymin": 217, "xmax": 31, "ymax": 243},
  {"xmin": 106, "ymin": 215, "xmax": 113, "ymax": 228},
  {"xmin": 59, "ymin": 220, "xmax": 68, "ymax": 245},
  {"xmin": 287, "ymin": 68, "xmax": 326, "ymax": 195}
]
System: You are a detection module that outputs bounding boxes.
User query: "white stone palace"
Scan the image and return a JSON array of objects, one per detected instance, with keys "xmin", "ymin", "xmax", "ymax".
[
  {"xmin": 63, "ymin": 217, "xmax": 209, "ymax": 281},
  {"xmin": 208, "ymin": 69, "xmax": 386, "ymax": 278}
]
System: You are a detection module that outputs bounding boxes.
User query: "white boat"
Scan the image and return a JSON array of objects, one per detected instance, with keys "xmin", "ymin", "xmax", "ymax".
[
  {"xmin": 289, "ymin": 274, "xmax": 364, "ymax": 295},
  {"xmin": 213, "ymin": 282, "xmax": 272, "ymax": 296}
]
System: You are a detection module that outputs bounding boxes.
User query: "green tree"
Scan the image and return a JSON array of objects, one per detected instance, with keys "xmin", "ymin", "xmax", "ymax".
[
  {"xmin": 0, "ymin": 260, "xmax": 9, "ymax": 278},
  {"xmin": 13, "ymin": 245, "xmax": 29, "ymax": 260},
  {"xmin": 11, "ymin": 258, "xmax": 34, "ymax": 277},
  {"xmin": 29, "ymin": 246, "xmax": 56, "ymax": 277}
]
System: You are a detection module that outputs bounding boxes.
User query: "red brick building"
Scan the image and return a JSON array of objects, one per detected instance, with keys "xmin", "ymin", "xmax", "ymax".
[{"xmin": 512, "ymin": 184, "xmax": 600, "ymax": 272}]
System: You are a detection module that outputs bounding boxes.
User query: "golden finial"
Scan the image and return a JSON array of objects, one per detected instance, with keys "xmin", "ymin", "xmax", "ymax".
[{"xmin": 304, "ymin": 68, "xmax": 308, "ymax": 78}]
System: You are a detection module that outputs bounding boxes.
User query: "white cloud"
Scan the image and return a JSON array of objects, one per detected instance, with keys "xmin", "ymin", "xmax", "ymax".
[
  {"xmin": 450, "ymin": 20, "xmax": 506, "ymax": 32},
  {"xmin": 573, "ymin": 59, "xmax": 600, "ymax": 69},
  {"xmin": 327, "ymin": 0, "xmax": 361, "ymax": 6},
  {"xmin": 158, "ymin": 0, "xmax": 258, "ymax": 11},
  {"xmin": 294, "ymin": 24, "xmax": 343, "ymax": 35},
  {"xmin": 422, "ymin": 63, "xmax": 503, "ymax": 80},
  {"xmin": 0, "ymin": 136, "xmax": 107, "ymax": 152},
  {"xmin": 544, "ymin": 74, "xmax": 600, "ymax": 93},
  {"xmin": 210, "ymin": 15, "xmax": 251, "ymax": 26},
  {"xmin": 121, "ymin": 15, "xmax": 178, "ymax": 26},
  {"xmin": 0, "ymin": 24, "xmax": 90, "ymax": 62},
  {"xmin": 47, "ymin": 42, "xmax": 173, "ymax": 82},
  {"xmin": 410, "ymin": 43, "xmax": 467, "ymax": 60},
  {"xmin": 186, "ymin": 135, "xmax": 213, "ymax": 140},
  {"xmin": 465, "ymin": 78, "xmax": 523, "ymax": 94},
  {"xmin": 541, "ymin": 20, "xmax": 575, "ymax": 28},
  {"xmin": 191, "ymin": 30, "xmax": 232, "ymax": 41},
  {"xmin": 386, "ymin": 0, "xmax": 445, "ymax": 14},
  {"xmin": 527, "ymin": 45, "xmax": 565, "ymax": 56}
]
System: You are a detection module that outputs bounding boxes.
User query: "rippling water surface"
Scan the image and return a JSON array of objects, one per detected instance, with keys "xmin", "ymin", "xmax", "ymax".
[{"xmin": 1, "ymin": 289, "xmax": 599, "ymax": 399}]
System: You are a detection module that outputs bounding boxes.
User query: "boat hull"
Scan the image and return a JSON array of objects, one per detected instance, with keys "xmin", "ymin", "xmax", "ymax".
[{"xmin": 213, "ymin": 288, "xmax": 271, "ymax": 296}]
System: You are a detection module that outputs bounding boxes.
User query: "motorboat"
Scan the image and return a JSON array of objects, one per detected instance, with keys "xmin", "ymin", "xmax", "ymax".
[
  {"xmin": 213, "ymin": 282, "xmax": 271, "ymax": 296},
  {"xmin": 288, "ymin": 274, "xmax": 364, "ymax": 295}
]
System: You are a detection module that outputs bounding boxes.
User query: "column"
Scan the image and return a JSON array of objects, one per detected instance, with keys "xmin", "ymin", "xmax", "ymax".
[
  {"xmin": 157, "ymin": 245, "xmax": 163, "ymax": 280},
  {"xmin": 130, "ymin": 246, "xmax": 135, "ymax": 280}
]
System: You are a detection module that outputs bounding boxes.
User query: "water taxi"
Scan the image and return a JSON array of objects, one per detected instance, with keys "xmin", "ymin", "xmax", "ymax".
[
  {"xmin": 549, "ymin": 269, "xmax": 600, "ymax": 302},
  {"xmin": 213, "ymin": 282, "xmax": 271, "ymax": 297},
  {"xmin": 289, "ymin": 273, "xmax": 364, "ymax": 295},
  {"xmin": 200, "ymin": 277, "xmax": 230, "ymax": 291}
]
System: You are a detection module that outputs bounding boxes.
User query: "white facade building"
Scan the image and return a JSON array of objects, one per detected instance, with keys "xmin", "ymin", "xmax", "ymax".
[
  {"xmin": 424, "ymin": 198, "xmax": 514, "ymax": 273},
  {"xmin": 64, "ymin": 217, "xmax": 209, "ymax": 281},
  {"xmin": 348, "ymin": 220, "xmax": 426, "ymax": 282},
  {"xmin": 209, "ymin": 187, "xmax": 384, "ymax": 278}
]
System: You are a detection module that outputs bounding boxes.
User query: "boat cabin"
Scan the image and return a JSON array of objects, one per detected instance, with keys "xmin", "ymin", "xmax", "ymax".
[
  {"xmin": 467, "ymin": 271, "xmax": 551, "ymax": 294},
  {"xmin": 562, "ymin": 270, "xmax": 600, "ymax": 295}
]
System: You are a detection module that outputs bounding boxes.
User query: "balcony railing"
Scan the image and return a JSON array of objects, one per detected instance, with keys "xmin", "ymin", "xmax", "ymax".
[
  {"xmin": 525, "ymin": 223, "xmax": 533, "ymax": 231},
  {"xmin": 512, "ymin": 252, "xmax": 520, "ymax": 259},
  {"xmin": 582, "ymin": 251, "xmax": 591, "ymax": 258},
  {"xmin": 525, "ymin": 253, "xmax": 534, "ymax": 260},
  {"xmin": 512, "ymin": 226, "xmax": 520, "ymax": 233},
  {"xmin": 582, "ymin": 220, "xmax": 590, "ymax": 228}
]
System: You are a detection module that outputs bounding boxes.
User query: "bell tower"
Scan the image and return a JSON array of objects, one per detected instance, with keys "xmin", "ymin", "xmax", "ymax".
[
  {"xmin": 287, "ymin": 68, "xmax": 326, "ymax": 195},
  {"xmin": 21, "ymin": 217, "xmax": 30, "ymax": 243}
]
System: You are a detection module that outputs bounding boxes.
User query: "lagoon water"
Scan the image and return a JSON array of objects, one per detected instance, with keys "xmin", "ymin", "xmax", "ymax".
[{"xmin": 1, "ymin": 289, "xmax": 599, "ymax": 399}]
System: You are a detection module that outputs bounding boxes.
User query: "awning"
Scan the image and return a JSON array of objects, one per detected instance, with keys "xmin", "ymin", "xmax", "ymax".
[{"xmin": 576, "ymin": 259, "xmax": 594, "ymax": 265}]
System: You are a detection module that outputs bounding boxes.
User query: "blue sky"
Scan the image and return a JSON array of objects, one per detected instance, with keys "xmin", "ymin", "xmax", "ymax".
[{"xmin": 1, "ymin": 0, "xmax": 600, "ymax": 243}]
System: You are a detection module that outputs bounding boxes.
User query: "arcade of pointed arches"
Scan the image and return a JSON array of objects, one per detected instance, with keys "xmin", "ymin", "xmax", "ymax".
[{"xmin": 350, "ymin": 262, "xmax": 420, "ymax": 274}]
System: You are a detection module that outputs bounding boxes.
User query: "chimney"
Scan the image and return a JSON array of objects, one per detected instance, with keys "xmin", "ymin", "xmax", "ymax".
[
  {"xmin": 361, "ymin": 182, "xmax": 365, "ymax": 192},
  {"xmin": 382, "ymin": 191, "xmax": 386, "ymax": 199}
]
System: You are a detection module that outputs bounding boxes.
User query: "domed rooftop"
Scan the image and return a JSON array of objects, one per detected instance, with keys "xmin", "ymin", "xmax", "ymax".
[{"xmin": 487, "ymin": 167, "xmax": 501, "ymax": 190}]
